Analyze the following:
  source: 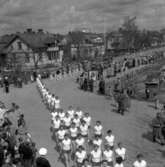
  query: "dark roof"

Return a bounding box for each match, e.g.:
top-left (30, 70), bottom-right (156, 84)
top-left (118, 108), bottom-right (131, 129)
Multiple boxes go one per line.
top-left (18, 32), bottom-right (55, 49)
top-left (0, 34), bottom-right (16, 51)
top-left (68, 32), bottom-right (104, 45)
top-left (0, 30), bottom-right (62, 52)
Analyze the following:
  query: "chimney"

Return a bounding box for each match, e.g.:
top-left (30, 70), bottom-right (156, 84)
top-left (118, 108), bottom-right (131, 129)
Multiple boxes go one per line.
top-left (27, 28), bottom-right (32, 33)
top-left (38, 29), bottom-right (44, 33)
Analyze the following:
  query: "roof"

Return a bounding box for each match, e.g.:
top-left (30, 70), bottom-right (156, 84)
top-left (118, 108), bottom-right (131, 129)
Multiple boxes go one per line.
top-left (18, 32), bottom-right (55, 49)
top-left (0, 34), bottom-right (16, 52)
top-left (68, 31), bottom-right (104, 45)
top-left (0, 30), bottom-right (62, 52)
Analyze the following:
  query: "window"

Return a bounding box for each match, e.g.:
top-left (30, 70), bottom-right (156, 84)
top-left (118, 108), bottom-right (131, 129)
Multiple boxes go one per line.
top-left (39, 53), bottom-right (43, 62)
top-left (17, 42), bottom-right (22, 50)
top-left (47, 52), bottom-right (57, 61)
top-left (25, 53), bottom-right (30, 63)
top-left (48, 52), bottom-right (52, 60)
top-left (10, 45), bottom-right (13, 50)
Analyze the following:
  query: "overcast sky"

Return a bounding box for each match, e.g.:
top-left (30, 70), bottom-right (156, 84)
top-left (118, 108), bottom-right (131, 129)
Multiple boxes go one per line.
top-left (0, 0), bottom-right (165, 34)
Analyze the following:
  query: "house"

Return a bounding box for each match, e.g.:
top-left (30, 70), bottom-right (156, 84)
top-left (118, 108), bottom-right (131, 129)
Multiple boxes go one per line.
top-left (0, 29), bottom-right (63, 71)
top-left (67, 31), bottom-right (105, 61)
top-left (106, 31), bottom-right (123, 51)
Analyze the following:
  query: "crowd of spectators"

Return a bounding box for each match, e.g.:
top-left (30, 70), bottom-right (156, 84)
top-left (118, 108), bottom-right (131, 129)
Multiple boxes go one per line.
top-left (0, 102), bottom-right (51, 167)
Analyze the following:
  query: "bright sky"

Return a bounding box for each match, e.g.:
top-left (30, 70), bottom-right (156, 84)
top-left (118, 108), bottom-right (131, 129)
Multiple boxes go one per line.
top-left (0, 0), bottom-right (165, 34)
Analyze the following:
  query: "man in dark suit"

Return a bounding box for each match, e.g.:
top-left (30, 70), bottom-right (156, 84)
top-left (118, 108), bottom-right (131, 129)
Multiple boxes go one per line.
top-left (152, 113), bottom-right (165, 145)
top-left (4, 77), bottom-right (9, 93)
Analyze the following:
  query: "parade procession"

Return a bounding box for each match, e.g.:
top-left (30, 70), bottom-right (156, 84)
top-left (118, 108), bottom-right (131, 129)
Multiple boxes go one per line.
top-left (1, 0), bottom-right (165, 167)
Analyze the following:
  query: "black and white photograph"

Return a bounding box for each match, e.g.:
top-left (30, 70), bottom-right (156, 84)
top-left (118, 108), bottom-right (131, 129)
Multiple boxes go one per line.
top-left (0, 0), bottom-right (165, 167)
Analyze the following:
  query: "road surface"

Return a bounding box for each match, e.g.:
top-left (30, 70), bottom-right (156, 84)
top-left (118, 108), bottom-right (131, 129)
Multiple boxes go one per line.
top-left (0, 76), bottom-right (165, 167)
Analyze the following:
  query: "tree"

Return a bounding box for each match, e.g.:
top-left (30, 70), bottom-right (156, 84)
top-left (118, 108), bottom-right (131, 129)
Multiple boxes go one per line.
top-left (119, 16), bottom-right (139, 50)
top-left (68, 31), bottom-right (85, 61)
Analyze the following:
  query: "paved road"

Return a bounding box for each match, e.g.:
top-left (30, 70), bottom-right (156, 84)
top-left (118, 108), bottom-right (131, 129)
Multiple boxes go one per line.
top-left (0, 76), bottom-right (165, 167)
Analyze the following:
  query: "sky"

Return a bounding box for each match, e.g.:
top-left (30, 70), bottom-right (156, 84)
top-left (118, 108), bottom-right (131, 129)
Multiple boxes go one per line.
top-left (0, 0), bottom-right (165, 35)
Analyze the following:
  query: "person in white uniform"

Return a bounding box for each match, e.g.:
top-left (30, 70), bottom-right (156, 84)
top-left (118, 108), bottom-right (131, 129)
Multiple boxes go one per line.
top-left (83, 113), bottom-right (91, 128)
top-left (57, 126), bottom-right (67, 146)
top-left (47, 93), bottom-right (52, 110)
top-left (94, 121), bottom-right (103, 138)
top-left (67, 106), bottom-right (75, 119)
top-left (75, 134), bottom-right (85, 149)
top-left (93, 135), bottom-right (103, 149)
top-left (133, 154), bottom-right (147, 167)
top-left (51, 94), bottom-right (56, 111)
top-left (115, 143), bottom-right (126, 161)
top-left (90, 145), bottom-right (102, 167)
top-left (70, 122), bottom-right (78, 141)
top-left (59, 109), bottom-right (65, 121)
top-left (75, 146), bottom-right (87, 167)
top-left (63, 112), bottom-right (72, 129)
top-left (52, 115), bottom-right (61, 141)
top-left (80, 120), bottom-right (89, 138)
top-left (102, 145), bottom-right (114, 167)
top-left (76, 107), bottom-right (83, 119)
top-left (55, 96), bottom-right (60, 110)
top-left (72, 114), bottom-right (80, 127)
top-left (105, 130), bottom-right (115, 149)
top-left (61, 134), bottom-right (72, 167)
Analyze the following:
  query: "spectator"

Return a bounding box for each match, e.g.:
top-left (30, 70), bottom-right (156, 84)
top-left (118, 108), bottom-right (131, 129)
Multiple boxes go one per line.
top-left (36, 157), bottom-right (51, 167)
top-left (18, 142), bottom-right (34, 167)
top-left (114, 156), bottom-right (124, 167)
top-left (3, 77), bottom-right (9, 93)
top-left (133, 154), bottom-right (147, 167)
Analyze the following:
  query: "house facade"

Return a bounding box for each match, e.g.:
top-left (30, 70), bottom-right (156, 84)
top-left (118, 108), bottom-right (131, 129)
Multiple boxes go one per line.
top-left (68, 31), bottom-right (105, 61)
top-left (0, 29), bottom-right (63, 71)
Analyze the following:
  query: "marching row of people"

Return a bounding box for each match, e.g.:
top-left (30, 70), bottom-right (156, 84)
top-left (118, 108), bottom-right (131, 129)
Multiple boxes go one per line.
top-left (37, 77), bottom-right (147, 167)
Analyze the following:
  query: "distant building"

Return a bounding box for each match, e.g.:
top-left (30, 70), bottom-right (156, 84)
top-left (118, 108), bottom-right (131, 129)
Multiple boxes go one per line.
top-left (106, 31), bottom-right (123, 51)
top-left (67, 31), bottom-right (105, 61)
top-left (0, 29), bottom-right (63, 71)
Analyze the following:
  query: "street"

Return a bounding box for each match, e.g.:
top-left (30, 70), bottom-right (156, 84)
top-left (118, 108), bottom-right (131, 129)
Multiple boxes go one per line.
top-left (0, 76), bottom-right (165, 167)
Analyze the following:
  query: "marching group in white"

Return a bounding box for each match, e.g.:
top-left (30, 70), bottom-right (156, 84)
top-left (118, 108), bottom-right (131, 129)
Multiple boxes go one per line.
top-left (36, 77), bottom-right (147, 167)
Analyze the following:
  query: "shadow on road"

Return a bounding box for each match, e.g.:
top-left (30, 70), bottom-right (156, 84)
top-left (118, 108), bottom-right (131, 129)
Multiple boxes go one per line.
top-left (142, 131), bottom-right (153, 143)
top-left (148, 104), bottom-right (156, 110)
top-left (157, 148), bottom-right (165, 158)
top-left (111, 103), bottom-right (117, 108)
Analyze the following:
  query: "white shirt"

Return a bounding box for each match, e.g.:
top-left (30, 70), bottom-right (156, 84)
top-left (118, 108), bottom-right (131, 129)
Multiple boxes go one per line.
top-left (59, 112), bottom-right (65, 120)
top-left (76, 111), bottom-right (83, 118)
top-left (55, 99), bottom-right (60, 109)
top-left (48, 95), bottom-right (52, 103)
top-left (53, 119), bottom-right (61, 129)
top-left (83, 116), bottom-right (91, 126)
top-left (57, 130), bottom-right (66, 140)
top-left (80, 124), bottom-right (88, 136)
top-left (103, 150), bottom-right (113, 162)
top-left (76, 150), bottom-right (87, 163)
top-left (62, 138), bottom-right (71, 151)
top-left (75, 138), bottom-right (85, 147)
top-left (51, 112), bottom-right (58, 118)
top-left (63, 117), bottom-right (71, 127)
top-left (114, 164), bottom-right (124, 167)
top-left (51, 97), bottom-right (56, 106)
top-left (70, 127), bottom-right (78, 137)
top-left (93, 139), bottom-right (102, 148)
top-left (115, 147), bottom-right (126, 160)
top-left (94, 125), bottom-right (103, 135)
top-left (68, 110), bottom-right (75, 118)
top-left (73, 118), bottom-right (80, 127)
top-left (105, 135), bottom-right (115, 146)
top-left (91, 149), bottom-right (102, 163)
top-left (133, 160), bottom-right (147, 167)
